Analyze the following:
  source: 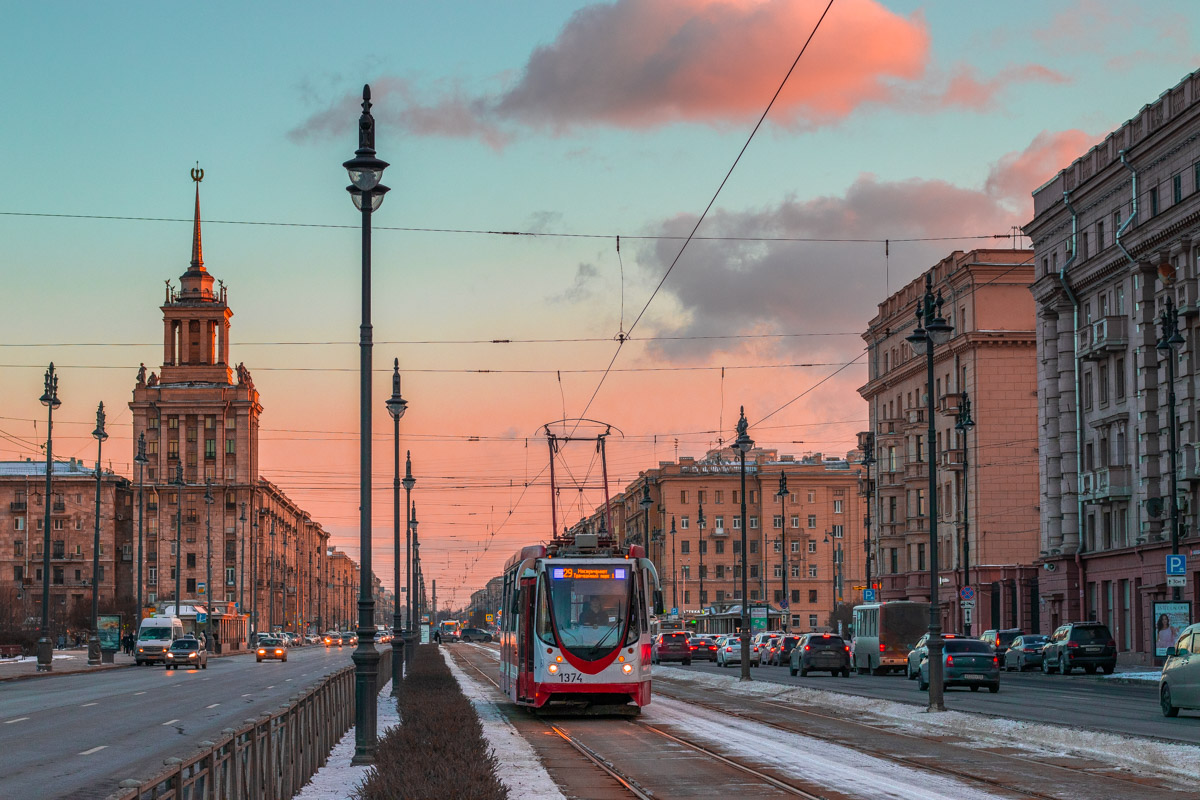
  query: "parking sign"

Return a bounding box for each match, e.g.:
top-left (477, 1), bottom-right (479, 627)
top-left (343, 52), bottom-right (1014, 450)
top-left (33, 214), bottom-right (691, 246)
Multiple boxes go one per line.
top-left (1166, 554), bottom-right (1187, 575)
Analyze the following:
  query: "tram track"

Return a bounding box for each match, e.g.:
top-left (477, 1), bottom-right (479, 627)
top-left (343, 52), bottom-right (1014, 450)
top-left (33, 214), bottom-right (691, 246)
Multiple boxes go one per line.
top-left (455, 645), bottom-right (829, 799)
top-left (652, 673), bottom-right (1187, 800)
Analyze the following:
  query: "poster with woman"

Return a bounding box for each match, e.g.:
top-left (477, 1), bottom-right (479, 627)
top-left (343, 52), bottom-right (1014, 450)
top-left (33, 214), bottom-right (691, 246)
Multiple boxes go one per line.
top-left (1153, 602), bottom-right (1191, 657)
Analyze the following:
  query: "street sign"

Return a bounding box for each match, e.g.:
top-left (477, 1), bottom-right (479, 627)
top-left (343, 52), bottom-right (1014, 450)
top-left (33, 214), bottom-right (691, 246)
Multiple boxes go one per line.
top-left (863, 589), bottom-right (876, 603)
top-left (671, 607), bottom-right (678, 616)
top-left (960, 600), bottom-right (975, 610)
top-left (1167, 554), bottom-right (1187, 575)
top-left (1168, 575), bottom-right (1186, 588)
top-left (964, 607), bottom-right (973, 624)
top-left (485, 613), bottom-right (494, 624)
top-left (197, 582), bottom-right (206, 596)
top-left (960, 586), bottom-right (975, 601)
top-left (852, 585), bottom-right (866, 591)
top-left (197, 612), bottom-right (208, 623)
top-left (781, 599), bottom-right (790, 610)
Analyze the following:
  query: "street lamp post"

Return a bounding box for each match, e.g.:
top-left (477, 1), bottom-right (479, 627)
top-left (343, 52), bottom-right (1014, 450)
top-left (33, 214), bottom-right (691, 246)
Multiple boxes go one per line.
top-left (403, 458), bottom-right (415, 659)
top-left (238, 502), bottom-right (247, 619)
top-left (37, 363), bottom-right (61, 672)
top-left (777, 472), bottom-right (789, 633)
top-left (345, 83), bottom-right (389, 766)
top-left (955, 392), bottom-right (975, 634)
top-left (639, 482), bottom-right (652, 552)
top-left (697, 501), bottom-right (706, 611)
top-left (411, 507), bottom-right (421, 636)
top-left (860, 432), bottom-right (876, 604)
top-left (1158, 296), bottom-right (1186, 602)
top-left (204, 481), bottom-right (213, 644)
top-left (670, 517), bottom-right (678, 612)
top-left (385, 358), bottom-right (408, 694)
top-left (906, 271), bottom-right (954, 712)
top-left (135, 433), bottom-right (148, 622)
top-left (88, 402), bottom-right (108, 666)
top-left (172, 463), bottom-right (183, 621)
top-left (268, 515), bottom-right (276, 632)
top-left (733, 407), bottom-right (754, 681)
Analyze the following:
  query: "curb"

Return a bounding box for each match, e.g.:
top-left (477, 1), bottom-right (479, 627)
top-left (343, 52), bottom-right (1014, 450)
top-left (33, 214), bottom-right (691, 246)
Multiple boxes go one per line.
top-left (0, 646), bottom-right (257, 683)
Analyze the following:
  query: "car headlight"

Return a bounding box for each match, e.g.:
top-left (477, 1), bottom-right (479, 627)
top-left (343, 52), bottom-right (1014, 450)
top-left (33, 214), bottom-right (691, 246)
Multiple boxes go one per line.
top-left (166, 653), bottom-right (174, 658)
top-left (276, 649), bottom-right (283, 654)
top-left (622, 663), bottom-right (634, 674)
top-left (189, 653), bottom-right (196, 658)
top-left (548, 664), bottom-right (558, 674)
top-left (257, 649), bottom-right (265, 654)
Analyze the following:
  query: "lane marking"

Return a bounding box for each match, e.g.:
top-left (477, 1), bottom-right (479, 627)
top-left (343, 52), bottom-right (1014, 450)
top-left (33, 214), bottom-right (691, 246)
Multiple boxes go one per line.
top-left (206, 703), bottom-right (220, 709)
top-left (4, 717), bottom-right (29, 724)
top-left (162, 719), bottom-right (179, 726)
top-left (266, 685), bottom-right (274, 689)
top-left (284, 678), bottom-right (292, 682)
top-left (241, 693), bottom-right (252, 697)
top-left (134, 691), bottom-right (146, 695)
top-left (81, 702), bottom-right (99, 707)
top-left (79, 746), bottom-right (107, 755)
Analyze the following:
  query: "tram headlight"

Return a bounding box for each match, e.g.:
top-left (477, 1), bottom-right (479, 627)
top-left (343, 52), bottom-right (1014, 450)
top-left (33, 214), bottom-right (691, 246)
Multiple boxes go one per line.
top-left (548, 664), bottom-right (559, 674)
top-left (622, 663), bottom-right (633, 674)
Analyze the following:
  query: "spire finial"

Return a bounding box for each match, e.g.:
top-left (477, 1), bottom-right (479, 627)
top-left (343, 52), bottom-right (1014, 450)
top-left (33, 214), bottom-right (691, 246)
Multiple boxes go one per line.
top-left (190, 163), bottom-right (204, 270)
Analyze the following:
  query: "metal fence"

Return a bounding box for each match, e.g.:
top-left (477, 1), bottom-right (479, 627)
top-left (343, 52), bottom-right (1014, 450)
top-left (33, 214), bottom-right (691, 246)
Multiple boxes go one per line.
top-left (107, 647), bottom-right (392, 800)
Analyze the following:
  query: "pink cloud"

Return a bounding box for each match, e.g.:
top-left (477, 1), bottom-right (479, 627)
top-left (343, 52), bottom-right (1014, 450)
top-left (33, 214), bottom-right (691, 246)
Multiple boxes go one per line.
top-left (985, 129), bottom-right (1097, 209)
top-left (932, 63), bottom-right (1070, 110)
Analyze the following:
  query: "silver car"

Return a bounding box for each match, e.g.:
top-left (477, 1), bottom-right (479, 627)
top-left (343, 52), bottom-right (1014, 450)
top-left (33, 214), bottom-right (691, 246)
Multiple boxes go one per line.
top-left (1161, 623), bottom-right (1200, 717)
top-left (716, 635), bottom-right (744, 667)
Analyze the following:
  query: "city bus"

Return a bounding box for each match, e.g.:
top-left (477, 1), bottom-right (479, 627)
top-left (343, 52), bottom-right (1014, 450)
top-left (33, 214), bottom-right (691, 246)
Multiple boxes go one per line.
top-left (852, 601), bottom-right (929, 675)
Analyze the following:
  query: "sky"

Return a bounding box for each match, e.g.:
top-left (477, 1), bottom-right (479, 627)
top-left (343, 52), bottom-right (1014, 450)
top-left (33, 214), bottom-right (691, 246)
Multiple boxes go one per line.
top-left (3, 0), bottom-right (1199, 611)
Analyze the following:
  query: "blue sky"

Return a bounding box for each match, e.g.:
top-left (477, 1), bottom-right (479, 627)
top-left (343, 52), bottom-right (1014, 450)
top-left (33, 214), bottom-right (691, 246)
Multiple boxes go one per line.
top-left (3, 1), bottom-right (1199, 606)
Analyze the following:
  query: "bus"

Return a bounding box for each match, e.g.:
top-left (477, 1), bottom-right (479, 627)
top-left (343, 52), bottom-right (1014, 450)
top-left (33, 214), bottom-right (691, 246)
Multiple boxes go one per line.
top-left (437, 619), bottom-right (463, 643)
top-left (852, 601), bottom-right (929, 675)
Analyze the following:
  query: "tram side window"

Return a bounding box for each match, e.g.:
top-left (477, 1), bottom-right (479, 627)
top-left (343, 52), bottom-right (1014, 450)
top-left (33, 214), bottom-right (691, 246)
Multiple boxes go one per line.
top-left (535, 576), bottom-right (555, 645)
top-left (624, 581), bottom-right (641, 645)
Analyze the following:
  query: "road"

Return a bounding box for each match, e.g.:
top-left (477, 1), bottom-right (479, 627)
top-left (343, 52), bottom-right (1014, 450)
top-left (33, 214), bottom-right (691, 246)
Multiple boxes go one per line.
top-left (0, 643), bottom-right (378, 800)
top-left (678, 660), bottom-right (1200, 744)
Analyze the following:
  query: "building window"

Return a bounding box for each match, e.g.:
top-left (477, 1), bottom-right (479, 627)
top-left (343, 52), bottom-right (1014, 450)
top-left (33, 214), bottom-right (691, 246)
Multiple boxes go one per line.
top-left (168, 416), bottom-right (179, 429)
top-left (808, 540), bottom-right (816, 553)
top-left (807, 515), bottom-right (817, 529)
top-left (773, 515), bottom-right (783, 529)
top-left (714, 540), bottom-right (724, 554)
top-left (1099, 363), bottom-right (1109, 405)
top-left (1080, 231), bottom-right (1089, 260)
top-left (1096, 219), bottom-right (1104, 250)
top-left (832, 525), bottom-right (844, 538)
top-left (750, 565), bottom-right (759, 579)
top-left (1116, 358), bottom-right (1125, 399)
top-left (1174, 173), bottom-right (1183, 204)
top-left (733, 517), bottom-right (741, 530)
top-left (809, 614), bottom-right (819, 628)
top-left (680, 490), bottom-right (689, 504)
top-left (684, 590), bottom-right (691, 604)
top-left (790, 515), bottom-right (799, 529)
top-left (808, 491), bottom-right (815, 503)
top-left (715, 516), bottom-right (725, 532)
top-left (917, 543), bottom-right (926, 571)
top-left (716, 565), bottom-right (725, 579)
top-left (226, 567), bottom-right (235, 585)
top-left (1150, 187), bottom-right (1159, 217)
top-left (680, 516), bottom-right (689, 530)
top-left (791, 565), bottom-right (801, 578)
top-left (809, 565), bottom-right (818, 578)
top-left (749, 516), bottom-right (758, 529)
top-left (681, 565), bottom-right (690, 579)
top-left (149, 415), bottom-right (160, 429)
top-left (749, 540), bottom-right (758, 554)
top-left (833, 500), bottom-right (843, 514)
top-left (791, 540), bottom-right (801, 553)
top-left (14, 518), bottom-right (24, 531)
top-left (714, 490), bottom-right (723, 504)
top-left (680, 540), bottom-right (690, 554)
top-left (187, 578), bottom-right (196, 593)
top-left (697, 491), bottom-right (706, 505)
top-left (168, 441), bottom-right (179, 459)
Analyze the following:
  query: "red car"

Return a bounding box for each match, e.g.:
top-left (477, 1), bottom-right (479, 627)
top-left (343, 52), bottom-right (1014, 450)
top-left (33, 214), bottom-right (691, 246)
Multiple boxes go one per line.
top-left (652, 631), bottom-right (693, 665)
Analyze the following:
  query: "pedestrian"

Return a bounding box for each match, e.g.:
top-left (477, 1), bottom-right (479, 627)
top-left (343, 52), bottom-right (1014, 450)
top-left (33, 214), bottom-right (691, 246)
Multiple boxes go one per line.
top-left (57, 633), bottom-right (65, 650)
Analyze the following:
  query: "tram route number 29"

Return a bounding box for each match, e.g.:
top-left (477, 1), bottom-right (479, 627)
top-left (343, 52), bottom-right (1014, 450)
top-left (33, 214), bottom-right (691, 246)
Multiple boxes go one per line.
top-left (558, 671), bottom-right (583, 683)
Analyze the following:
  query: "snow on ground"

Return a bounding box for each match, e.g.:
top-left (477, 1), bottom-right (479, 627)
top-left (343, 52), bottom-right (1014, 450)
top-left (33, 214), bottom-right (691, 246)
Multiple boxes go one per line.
top-left (1101, 669), bottom-right (1162, 681)
top-left (442, 646), bottom-right (566, 800)
top-left (646, 694), bottom-right (1003, 800)
top-left (292, 679), bottom-right (401, 800)
top-left (1, 654), bottom-right (78, 663)
top-left (653, 666), bottom-right (1199, 786)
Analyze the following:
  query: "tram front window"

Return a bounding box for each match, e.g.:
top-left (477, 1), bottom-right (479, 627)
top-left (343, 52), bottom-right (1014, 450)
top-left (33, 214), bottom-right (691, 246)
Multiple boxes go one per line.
top-left (539, 565), bottom-right (633, 658)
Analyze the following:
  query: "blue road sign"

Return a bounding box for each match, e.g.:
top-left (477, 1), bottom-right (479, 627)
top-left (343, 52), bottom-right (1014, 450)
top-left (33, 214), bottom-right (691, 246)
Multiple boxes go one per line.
top-left (670, 607), bottom-right (678, 616)
top-left (1167, 554), bottom-right (1187, 575)
top-left (960, 586), bottom-right (975, 601)
top-left (197, 613), bottom-right (208, 623)
top-left (863, 589), bottom-right (876, 603)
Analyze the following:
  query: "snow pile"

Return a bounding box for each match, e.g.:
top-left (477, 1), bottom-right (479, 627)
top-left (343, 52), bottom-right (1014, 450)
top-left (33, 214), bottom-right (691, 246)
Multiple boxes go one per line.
top-left (443, 647), bottom-right (565, 799)
top-left (1100, 669), bottom-right (1161, 681)
top-left (293, 679), bottom-right (402, 800)
top-left (653, 667), bottom-right (1199, 786)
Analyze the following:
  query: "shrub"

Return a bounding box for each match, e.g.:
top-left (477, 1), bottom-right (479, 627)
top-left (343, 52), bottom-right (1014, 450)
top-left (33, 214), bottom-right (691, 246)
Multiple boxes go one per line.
top-left (356, 644), bottom-right (507, 800)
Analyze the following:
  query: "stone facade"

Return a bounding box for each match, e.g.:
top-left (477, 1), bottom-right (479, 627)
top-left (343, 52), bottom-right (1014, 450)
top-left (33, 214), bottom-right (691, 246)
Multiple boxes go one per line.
top-left (327, 548), bottom-right (357, 630)
top-left (858, 249), bottom-right (1040, 636)
top-left (572, 447), bottom-right (865, 632)
top-left (0, 459), bottom-right (134, 636)
top-left (1025, 68), bottom-right (1200, 662)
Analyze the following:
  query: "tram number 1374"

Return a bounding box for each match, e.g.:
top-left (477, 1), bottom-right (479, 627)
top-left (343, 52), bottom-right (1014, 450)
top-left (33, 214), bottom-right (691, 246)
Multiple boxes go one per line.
top-left (557, 671), bottom-right (583, 683)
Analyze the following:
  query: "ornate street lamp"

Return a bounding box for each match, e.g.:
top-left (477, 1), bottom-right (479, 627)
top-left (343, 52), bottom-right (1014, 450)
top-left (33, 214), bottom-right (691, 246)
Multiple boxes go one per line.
top-left (238, 502), bottom-right (247, 619)
top-left (639, 483), bottom-right (652, 551)
top-left (403, 456), bottom-right (416, 659)
top-left (345, 83), bottom-right (389, 766)
top-left (37, 364), bottom-right (61, 672)
top-left (135, 434), bottom-right (148, 621)
top-left (776, 471), bottom-right (789, 633)
top-left (954, 392), bottom-right (975, 633)
top-left (88, 402), bottom-right (108, 666)
top-left (906, 272), bottom-right (953, 712)
top-left (385, 358), bottom-right (408, 693)
top-left (697, 501), bottom-right (706, 611)
top-left (204, 481), bottom-right (214, 644)
top-left (733, 406), bottom-right (754, 681)
top-left (669, 517), bottom-right (678, 612)
top-left (860, 433), bottom-right (876, 606)
top-left (171, 463), bottom-right (184, 621)
top-left (1158, 296), bottom-right (1186, 602)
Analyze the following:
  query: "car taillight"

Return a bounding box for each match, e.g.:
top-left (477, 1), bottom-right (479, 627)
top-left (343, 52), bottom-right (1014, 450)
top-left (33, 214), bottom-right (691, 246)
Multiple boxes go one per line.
top-left (804, 645), bottom-right (811, 651)
top-left (946, 655), bottom-right (954, 666)
top-left (1107, 639), bottom-right (1116, 648)
top-left (1024, 648), bottom-right (1037, 652)
top-left (689, 645), bottom-right (697, 650)
top-left (993, 657), bottom-right (999, 665)
top-left (726, 646), bottom-right (733, 652)
top-left (844, 646), bottom-right (850, 652)
top-left (1067, 641), bottom-right (1079, 649)
top-left (879, 643), bottom-right (885, 653)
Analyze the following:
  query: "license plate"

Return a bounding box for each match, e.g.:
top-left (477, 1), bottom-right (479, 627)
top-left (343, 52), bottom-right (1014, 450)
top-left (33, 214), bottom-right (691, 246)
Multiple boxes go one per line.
top-left (963, 673), bottom-right (986, 680)
top-left (1086, 646), bottom-right (1100, 653)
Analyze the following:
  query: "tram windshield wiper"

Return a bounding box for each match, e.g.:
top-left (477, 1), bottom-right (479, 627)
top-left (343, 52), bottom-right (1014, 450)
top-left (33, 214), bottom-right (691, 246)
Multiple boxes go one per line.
top-left (587, 619), bottom-right (623, 658)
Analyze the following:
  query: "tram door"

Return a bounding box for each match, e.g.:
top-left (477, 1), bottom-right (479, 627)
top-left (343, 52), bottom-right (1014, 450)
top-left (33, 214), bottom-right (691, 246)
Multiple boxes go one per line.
top-left (516, 576), bottom-right (536, 702)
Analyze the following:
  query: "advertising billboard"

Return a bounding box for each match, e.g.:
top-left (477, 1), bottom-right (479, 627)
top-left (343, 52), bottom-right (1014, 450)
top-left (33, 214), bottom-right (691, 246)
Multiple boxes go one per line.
top-left (1153, 601), bottom-right (1192, 658)
top-left (97, 614), bottom-right (122, 652)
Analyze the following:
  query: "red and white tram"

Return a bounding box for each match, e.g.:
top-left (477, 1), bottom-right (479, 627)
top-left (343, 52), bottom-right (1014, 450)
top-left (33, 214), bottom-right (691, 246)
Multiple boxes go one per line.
top-left (499, 532), bottom-right (661, 714)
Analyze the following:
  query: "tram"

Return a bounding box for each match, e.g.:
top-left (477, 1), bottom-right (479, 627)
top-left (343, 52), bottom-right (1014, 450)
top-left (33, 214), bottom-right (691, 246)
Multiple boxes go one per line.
top-left (499, 531), bottom-right (662, 714)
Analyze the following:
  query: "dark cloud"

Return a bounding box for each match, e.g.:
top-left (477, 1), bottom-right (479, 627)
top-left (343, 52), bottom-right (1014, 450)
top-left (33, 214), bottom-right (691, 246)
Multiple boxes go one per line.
top-left (549, 262), bottom-right (602, 304)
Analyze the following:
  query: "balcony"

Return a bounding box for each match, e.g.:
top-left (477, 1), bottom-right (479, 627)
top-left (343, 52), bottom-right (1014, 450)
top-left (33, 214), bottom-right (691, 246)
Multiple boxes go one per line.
top-left (905, 516), bottom-right (927, 535)
top-left (1178, 277), bottom-right (1199, 318)
top-left (1092, 466), bottom-right (1132, 500)
top-left (10, 501), bottom-right (26, 512)
top-left (904, 460), bottom-right (929, 482)
top-left (939, 448), bottom-right (965, 470)
top-left (937, 393), bottom-right (962, 415)
top-left (1077, 316), bottom-right (1128, 361)
top-left (879, 469), bottom-right (903, 488)
top-left (1181, 445), bottom-right (1200, 482)
top-left (52, 502), bottom-right (65, 512)
top-left (905, 408), bottom-right (927, 426)
top-left (146, 503), bottom-right (158, 512)
top-left (710, 527), bottom-right (728, 537)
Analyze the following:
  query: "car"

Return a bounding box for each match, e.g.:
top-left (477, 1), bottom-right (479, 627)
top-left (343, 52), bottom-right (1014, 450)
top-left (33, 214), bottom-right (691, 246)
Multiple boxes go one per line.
top-left (790, 632), bottom-right (851, 677)
top-left (716, 635), bottom-right (745, 667)
top-left (256, 637), bottom-right (288, 662)
top-left (759, 636), bottom-right (782, 666)
top-left (980, 628), bottom-right (1024, 653)
top-left (1041, 622), bottom-right (1117, 675)
top-left (374, 631), bottom-right (389, 643)
top-left (461, 627), bottom-right (493, 642)
top-left (652, 631), bottom-right (692, 665)
top-left (341, 631), bottom-right (359, 646)
top-left (305, 634), bottom-right (319, 644)
top-left (918, 638), bottom-right (999, 692)
top-left (907, 633), bottom-right (965, 679)
top-left (165, 637), bottom-right (207, 670)
top-left (1160, 623), bottom-right (1200, 717)
top-left (749, 631), bottom-right (780, 666)
top-left (323, 631), bottom-right (343, 647)
top-left (1003, 634), bottom-right (1050, 671)
top-left (688, 635), bottom-right (719, 662)
top-left (770, 634), bottom-right (802, 666)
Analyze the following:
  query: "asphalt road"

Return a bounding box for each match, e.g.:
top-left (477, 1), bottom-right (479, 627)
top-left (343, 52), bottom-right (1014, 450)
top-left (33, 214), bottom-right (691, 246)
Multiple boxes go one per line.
top-left (676, 659), bottom-right (1200, 744)
top-left (0, 643), bottom-right (383, 800)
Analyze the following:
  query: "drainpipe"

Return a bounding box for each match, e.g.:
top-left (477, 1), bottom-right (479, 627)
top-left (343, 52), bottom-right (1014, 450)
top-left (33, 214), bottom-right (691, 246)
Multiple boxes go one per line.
top-left (1116, 150), bottom-right (1139, 267)
top-left (1059, 190), bottom-right (1087, 620)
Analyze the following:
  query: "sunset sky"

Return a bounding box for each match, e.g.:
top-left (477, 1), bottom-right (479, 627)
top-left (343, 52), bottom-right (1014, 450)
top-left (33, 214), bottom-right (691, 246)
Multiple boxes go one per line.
top-left (3, 1), bottom-right (1199, 610)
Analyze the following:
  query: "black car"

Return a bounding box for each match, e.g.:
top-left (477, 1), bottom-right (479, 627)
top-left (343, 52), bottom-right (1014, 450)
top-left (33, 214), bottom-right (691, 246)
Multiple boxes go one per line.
top-left (790, 632), bottom-right (851, 677)
top-left (1041, 622), bottom-right (1117, 675)
top-left (770, 634), bottom-right (802, 666)
top-left (461, 627), bottom-right (493, 642)
top-left (1003, 634), bottom-right (1049, 671)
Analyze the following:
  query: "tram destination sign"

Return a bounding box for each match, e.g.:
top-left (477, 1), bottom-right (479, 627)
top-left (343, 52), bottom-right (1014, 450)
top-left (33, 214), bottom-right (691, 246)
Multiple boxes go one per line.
top-left (551, 566), bottom-right (627, 580)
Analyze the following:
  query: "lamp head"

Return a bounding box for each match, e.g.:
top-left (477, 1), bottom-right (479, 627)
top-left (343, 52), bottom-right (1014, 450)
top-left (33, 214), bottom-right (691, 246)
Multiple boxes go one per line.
top-left (135, 432), bottom-right (148, 464)
top-left (342, 85), bottom-right (389, 191)
top-left (92, 401), bottom-right (109, 443)
top-left (40, 363), bottom-right (61, 409)
top-left (386, 359), bottom-right (408, 420)
top-left (402, 450), bottom-right (416, 491)
top-left (776, 471), bottom-right (788, 498)
top-left (906, 314), bottom-right (929, 356)
top-left (733, 406), bottom-right (754, 453)
top-left (640, 483), bottom-right (653, 511)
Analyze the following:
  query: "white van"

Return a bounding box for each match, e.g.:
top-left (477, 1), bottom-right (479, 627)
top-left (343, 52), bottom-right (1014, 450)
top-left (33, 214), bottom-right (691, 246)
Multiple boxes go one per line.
top-left (135, 616), bottom-right (184, 665)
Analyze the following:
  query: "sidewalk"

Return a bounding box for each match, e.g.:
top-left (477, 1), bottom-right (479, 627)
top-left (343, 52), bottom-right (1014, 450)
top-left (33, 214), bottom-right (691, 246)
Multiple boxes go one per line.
top-left (0, 644), bottom-right (254, 682)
